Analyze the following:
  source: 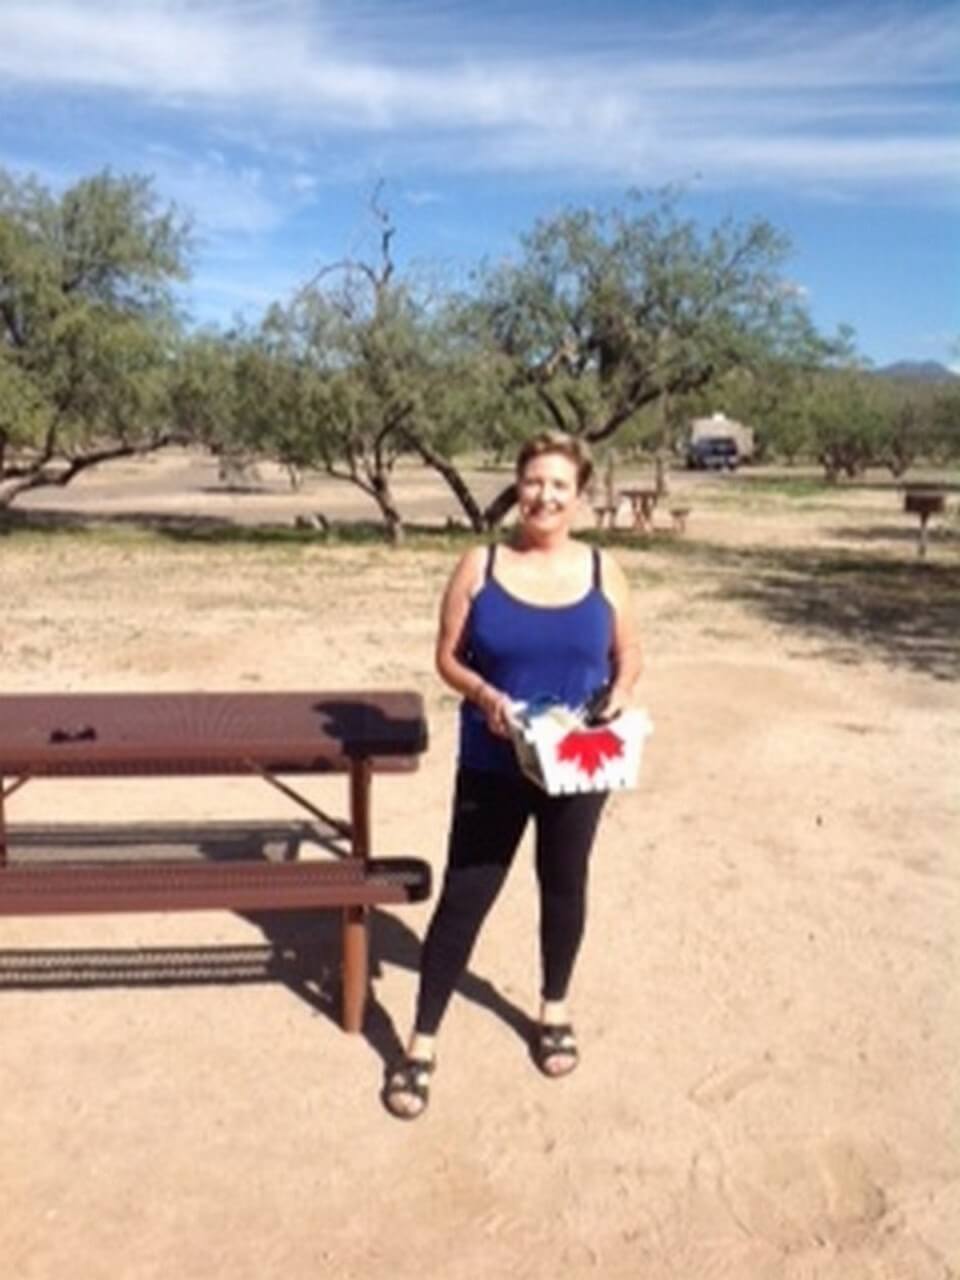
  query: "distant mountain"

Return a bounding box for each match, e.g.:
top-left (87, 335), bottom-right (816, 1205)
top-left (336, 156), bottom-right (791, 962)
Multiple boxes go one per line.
top-left (874, 360), bottom-right (959, 383)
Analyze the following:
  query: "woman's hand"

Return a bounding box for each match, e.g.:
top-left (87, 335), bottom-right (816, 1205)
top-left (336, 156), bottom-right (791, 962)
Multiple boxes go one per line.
top-left (476, 682), bottom-right (512, 738)
top-left (588, 683), bottom-right (630, 724)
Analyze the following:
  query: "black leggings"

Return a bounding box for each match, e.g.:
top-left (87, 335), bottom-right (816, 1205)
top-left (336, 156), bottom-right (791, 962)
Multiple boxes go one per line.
top-left (414, 767), bottom-right (608, 1036)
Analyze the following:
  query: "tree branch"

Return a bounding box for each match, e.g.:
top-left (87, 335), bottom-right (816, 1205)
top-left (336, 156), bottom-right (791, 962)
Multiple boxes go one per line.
top-left (0, 434), bottom-right (181, 509)
top-left (535, 384), bottom-right (571, 433)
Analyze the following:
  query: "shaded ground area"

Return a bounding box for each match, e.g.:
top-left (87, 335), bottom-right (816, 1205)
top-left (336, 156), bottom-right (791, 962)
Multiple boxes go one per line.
top-left (651, 539), bottom-right (960, 681)
top-left (731, 552), bottom-right (960, 681)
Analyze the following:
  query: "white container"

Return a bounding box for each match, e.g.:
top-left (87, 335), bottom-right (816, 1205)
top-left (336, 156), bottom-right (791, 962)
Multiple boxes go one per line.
top-left (506, 703), bottom-right (653, 795)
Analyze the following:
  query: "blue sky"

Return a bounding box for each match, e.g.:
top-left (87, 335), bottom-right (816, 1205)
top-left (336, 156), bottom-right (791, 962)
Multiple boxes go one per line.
top-left (1, 0), bottom-right (957, 366)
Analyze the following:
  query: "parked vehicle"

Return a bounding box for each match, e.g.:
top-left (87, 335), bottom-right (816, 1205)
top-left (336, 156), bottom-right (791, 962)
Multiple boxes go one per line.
top-left (689, 411), bottom-right (755, 461)
top-left (685, 435), bottom-right (739, 471)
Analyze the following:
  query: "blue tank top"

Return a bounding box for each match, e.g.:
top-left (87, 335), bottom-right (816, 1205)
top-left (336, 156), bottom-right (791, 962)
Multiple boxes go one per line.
top-left (458, 544), bottom-right (614, 775)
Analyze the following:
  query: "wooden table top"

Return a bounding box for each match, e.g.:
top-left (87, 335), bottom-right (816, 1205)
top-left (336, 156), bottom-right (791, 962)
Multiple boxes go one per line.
top-left (0, 691), bottom-right (428, 777)
top-left (618, 487), bottom-right (659, 500)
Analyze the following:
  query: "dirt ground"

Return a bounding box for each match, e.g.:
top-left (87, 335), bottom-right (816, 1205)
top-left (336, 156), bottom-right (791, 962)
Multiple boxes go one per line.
top-left (2, 451), bottom-right (958, 1280)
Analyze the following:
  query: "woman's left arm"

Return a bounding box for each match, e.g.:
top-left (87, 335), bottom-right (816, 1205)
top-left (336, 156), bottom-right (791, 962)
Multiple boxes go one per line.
top-left (600, 551), bottom-right (643, 720)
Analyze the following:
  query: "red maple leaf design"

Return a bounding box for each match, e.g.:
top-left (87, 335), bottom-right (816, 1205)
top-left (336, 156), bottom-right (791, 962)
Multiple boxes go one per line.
top-left (556, 728), bottom-right (624, 777)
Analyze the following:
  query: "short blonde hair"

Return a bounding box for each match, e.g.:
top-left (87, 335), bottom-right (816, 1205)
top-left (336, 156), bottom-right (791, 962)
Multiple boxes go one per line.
top-left (515, 430), bottom-right (594, 493)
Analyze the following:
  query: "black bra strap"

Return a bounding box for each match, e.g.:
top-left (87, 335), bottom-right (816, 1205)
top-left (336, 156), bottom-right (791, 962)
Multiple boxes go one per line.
top-left (485, 543), bottom-right (498, 581)
top-left (592, 546), bottom-right (602, 590)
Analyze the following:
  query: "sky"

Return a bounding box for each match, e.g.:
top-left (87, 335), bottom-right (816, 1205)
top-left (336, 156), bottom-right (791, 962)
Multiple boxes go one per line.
top-left (0, 0), bottom-right (957, 367)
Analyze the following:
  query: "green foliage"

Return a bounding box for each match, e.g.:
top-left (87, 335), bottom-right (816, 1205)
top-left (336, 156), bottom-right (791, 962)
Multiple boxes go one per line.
top-left (0, 342), bottom-right (51, 447)
top-left (465, 191), bottom-right (834, 449)
top-left (802, 370), bottom-right (879, 480)
top-left (870, 381), bottom-right (941, 477)
top-left (0, 167), bottom-right (191, 506)
top-left (167, 330), bottom-right (237, 445)
top-left (18, 171), bottom-right (947, 529)
top-left (739, 363), bottom-right (960, 478)
top-left (203, 189), bottom-right (855, 530)
top-left (208, 210), bottom-right (436, 540)
top-left (930, 385), bottom-right (960, 461)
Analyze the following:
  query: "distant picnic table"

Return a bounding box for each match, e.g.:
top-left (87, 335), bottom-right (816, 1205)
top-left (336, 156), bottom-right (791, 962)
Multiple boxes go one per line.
top-left (618, 486), bottom-right (660, 532)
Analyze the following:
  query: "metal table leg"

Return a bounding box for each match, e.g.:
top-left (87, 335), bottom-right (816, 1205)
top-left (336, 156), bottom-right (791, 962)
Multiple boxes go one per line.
top-left (343, 759), bottom-right (373, 1032)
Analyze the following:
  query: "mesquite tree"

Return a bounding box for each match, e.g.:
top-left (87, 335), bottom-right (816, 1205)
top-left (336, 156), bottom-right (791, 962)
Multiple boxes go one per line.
top-left (0, 168), bottom-right (191, 508)
top-left (247, 214), bottom-right (425, 544)
top-left (458, 191), bottom-right (837, 522)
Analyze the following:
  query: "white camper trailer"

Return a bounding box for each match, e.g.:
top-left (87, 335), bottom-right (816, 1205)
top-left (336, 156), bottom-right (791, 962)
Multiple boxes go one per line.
top-left (688, 412), bottom-right (755, 462)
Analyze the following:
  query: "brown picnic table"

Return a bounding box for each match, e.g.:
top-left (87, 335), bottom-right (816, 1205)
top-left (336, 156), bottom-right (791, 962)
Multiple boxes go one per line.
top-left (618, 486), bottom-right (660, 532)
top-left (0, 690), bottom-right (431, 1032)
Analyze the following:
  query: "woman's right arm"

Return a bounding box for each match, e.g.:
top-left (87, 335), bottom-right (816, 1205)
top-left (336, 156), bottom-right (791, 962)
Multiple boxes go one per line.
top-left (435, 546), bottom-right (512, 737)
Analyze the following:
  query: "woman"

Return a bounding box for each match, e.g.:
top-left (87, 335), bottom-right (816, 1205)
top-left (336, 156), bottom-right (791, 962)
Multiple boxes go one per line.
top-left (383, 430), bottom-right (642, 1119)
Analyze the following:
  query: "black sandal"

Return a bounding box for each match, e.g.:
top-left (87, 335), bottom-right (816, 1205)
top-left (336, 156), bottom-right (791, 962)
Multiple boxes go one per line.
top-left (533, 1023), bottom-right (579, 1077)
top-left (382, 1056), bottom-right (435, 1120)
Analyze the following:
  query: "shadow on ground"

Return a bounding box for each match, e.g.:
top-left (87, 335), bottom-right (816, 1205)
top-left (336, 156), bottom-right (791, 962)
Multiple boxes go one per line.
top-left (0, 912), bottom-right (532, 1072)
top-left (6, 507), bottom-right (957, 678)
top-left (691, 542), bottom-right (960, 681)
top-left (0, 821), bottom-right (532, 1072)
top-left (0, 506), bottom-right (475, 548)
top-left (828, 523), bottom-right (960, 547)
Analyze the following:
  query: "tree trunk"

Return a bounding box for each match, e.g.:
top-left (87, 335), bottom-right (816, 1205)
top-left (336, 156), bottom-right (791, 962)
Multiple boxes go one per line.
top-left (401, 430), bottom-right (487, 531)
top-left (370, 475), bottom-right (405, 545)
top-left (384, 509), bottom-right (404, 545)
top-left (483, 480), bottom-right (519, 529)
top-left (655, 388), bottom-right (670, 498)
top-left (603, 451), bottom-right (617, 507)
top-left (654, 452), bottom-right (668, 498)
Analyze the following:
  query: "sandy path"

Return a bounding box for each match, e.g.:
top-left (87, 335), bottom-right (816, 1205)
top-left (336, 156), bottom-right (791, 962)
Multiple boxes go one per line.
top-left (1, 456), bottom-right (958, 1279)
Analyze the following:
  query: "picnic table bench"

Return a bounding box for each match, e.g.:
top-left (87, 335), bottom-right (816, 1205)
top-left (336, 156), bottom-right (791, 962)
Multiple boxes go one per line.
top-left (0, 691), bottom-right (431, 1032)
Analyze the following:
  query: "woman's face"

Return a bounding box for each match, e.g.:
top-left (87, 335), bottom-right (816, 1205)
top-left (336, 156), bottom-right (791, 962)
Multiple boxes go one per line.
top-left (516, 451), bottom-right (581, 536)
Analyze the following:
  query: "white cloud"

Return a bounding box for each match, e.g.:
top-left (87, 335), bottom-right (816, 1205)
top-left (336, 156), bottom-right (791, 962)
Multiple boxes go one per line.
top-left (143, 152), bottom-right (285, 235)
top-left (693, 134), bottom-right (960, 185)
top-left (183, 266), bottom-right (304, 320)
top-left (403, 188), bottom-right (443, 207)
top-left (0, 1), bottom-right (956, 195)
